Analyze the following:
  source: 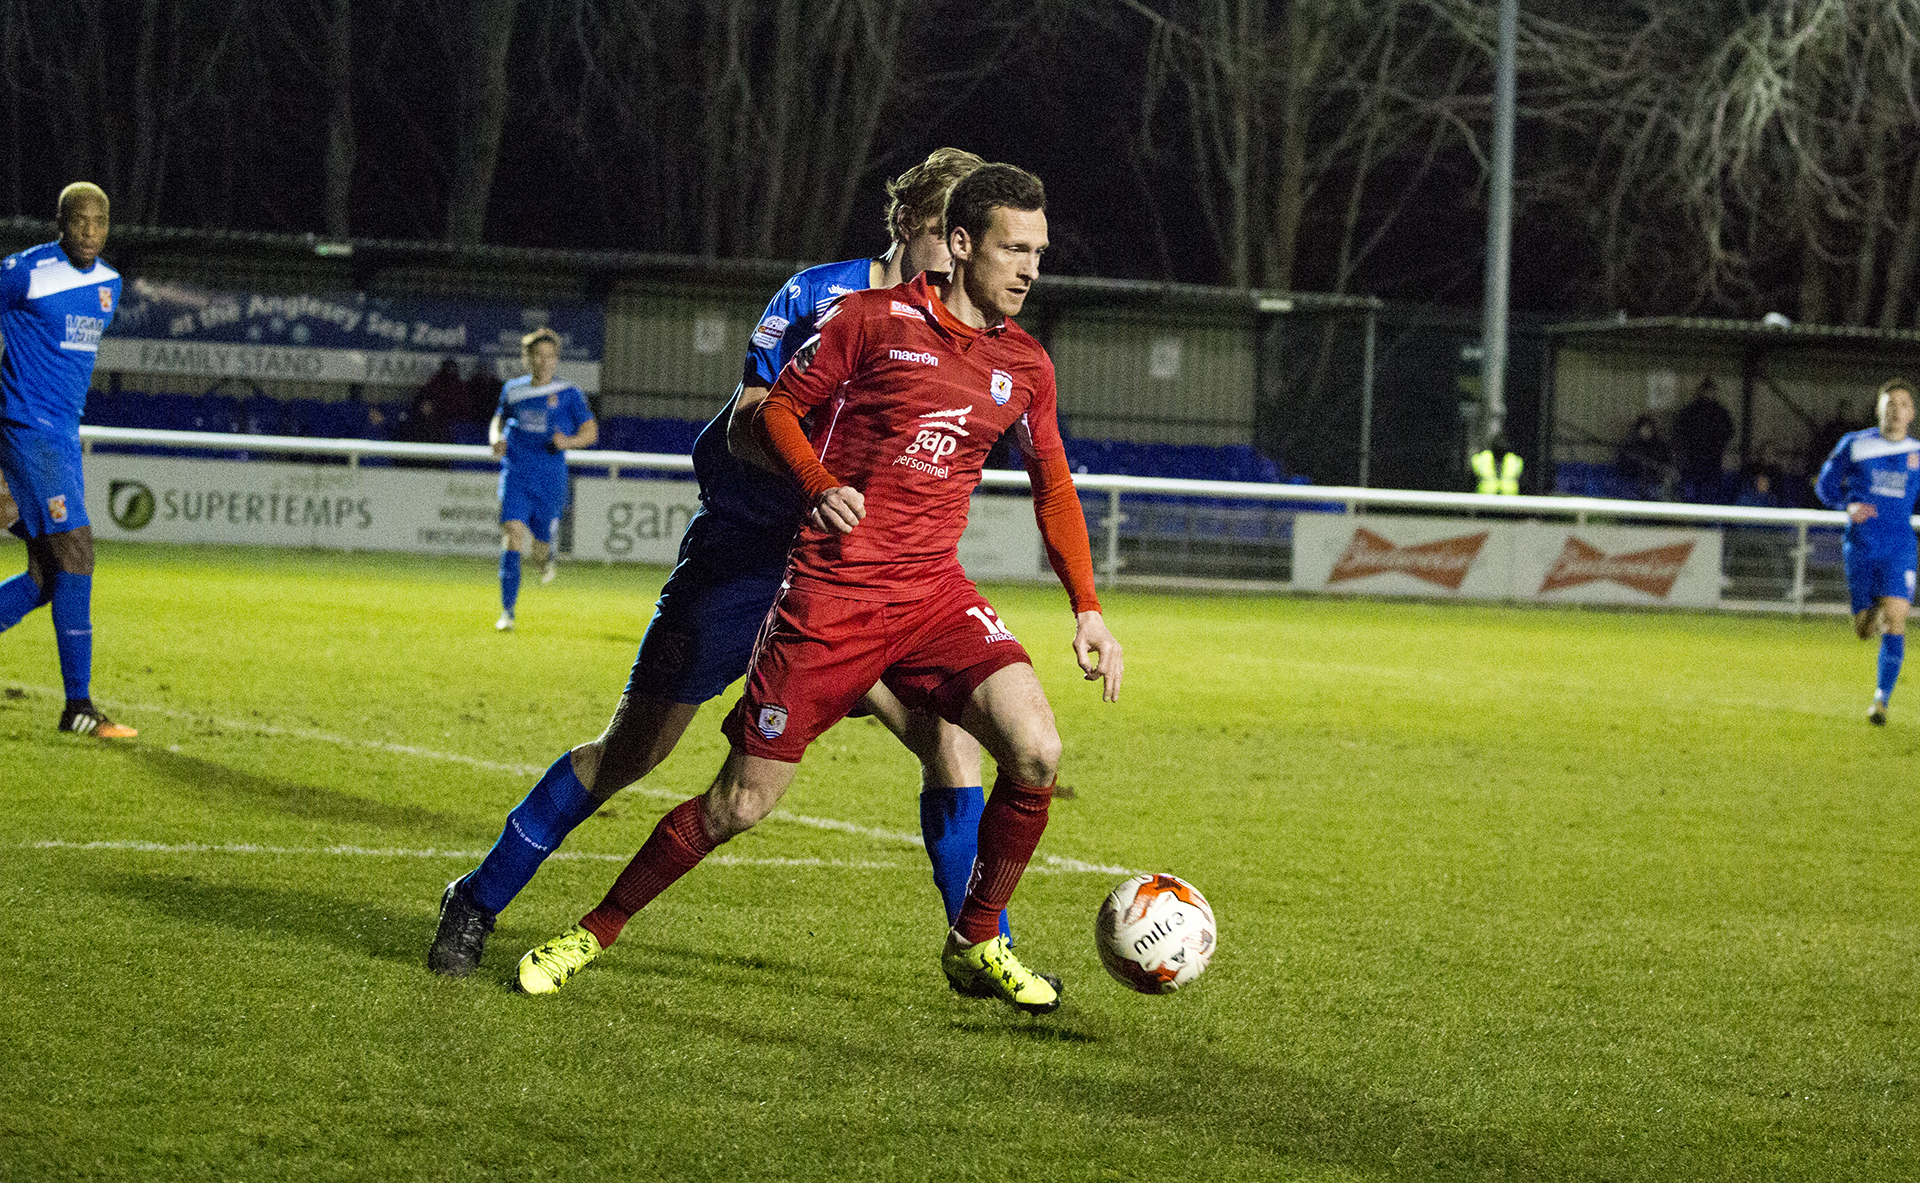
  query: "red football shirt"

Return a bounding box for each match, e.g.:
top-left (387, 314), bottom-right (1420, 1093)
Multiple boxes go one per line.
top-left (759, 273), bottom-right (1097, 609)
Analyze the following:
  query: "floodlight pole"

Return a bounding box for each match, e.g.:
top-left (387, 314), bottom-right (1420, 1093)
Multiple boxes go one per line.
top-left (1479, 0), bottom-right (1518, 447)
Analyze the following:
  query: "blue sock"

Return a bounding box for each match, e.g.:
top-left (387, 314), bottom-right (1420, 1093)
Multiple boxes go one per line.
top-left (50, 571), bottom-right (93, 702)
top-left (0, 571), bottom-right (49, 631)
top-left (499, 549), bottom-right (522, 613)
top-left (465, 754), bottom-right (597, 914)
top-left (1878, 634), bottom-right (1905, 704)
top-left (920, 784), bottom-right (1011, 940)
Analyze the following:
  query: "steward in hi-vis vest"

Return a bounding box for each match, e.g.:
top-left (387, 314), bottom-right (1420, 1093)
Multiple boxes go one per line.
top-left (1472, 436), bottom-right (1523, 495)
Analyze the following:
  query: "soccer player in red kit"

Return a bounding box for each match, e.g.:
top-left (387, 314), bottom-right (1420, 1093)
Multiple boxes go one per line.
top-left (516, 163), bottom-right (1121, 1013)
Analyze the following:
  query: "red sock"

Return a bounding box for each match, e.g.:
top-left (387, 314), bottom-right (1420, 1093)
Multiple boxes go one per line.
top-left (953, 771), bottom-right (1053, 944)
top-left (579, 797), bottom-right (716, 948)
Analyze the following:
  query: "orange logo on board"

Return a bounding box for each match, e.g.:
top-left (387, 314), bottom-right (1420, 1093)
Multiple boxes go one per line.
top-left (1328, 529), bottom-right (1489, 590)
top-left (1538, 537), bottom-right (1695, 598)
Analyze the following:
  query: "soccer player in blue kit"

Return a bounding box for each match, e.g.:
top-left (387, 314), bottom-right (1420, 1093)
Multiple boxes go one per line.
top-left (1816, 378), bottom-right (1920, 725)
top-left (0, 182), bottom-right (136, 739)
top-left (430, 149), bottom-right (1012, 986)
top-left (489, 327), bottom-right (597, 630)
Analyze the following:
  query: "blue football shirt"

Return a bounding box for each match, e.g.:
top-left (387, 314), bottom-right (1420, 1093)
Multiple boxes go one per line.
top-left (497, 376), bottom-right (593, 487)
top-left (0, 240), bottom-right (120, 431)
top-left (690, 256), bottom-right (874, 537)
top-left (1816, 427), bottom-right (1920, 553)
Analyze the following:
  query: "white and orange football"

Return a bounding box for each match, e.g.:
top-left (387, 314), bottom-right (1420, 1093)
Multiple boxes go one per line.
top-left (1095, 873), bottom-right (1217, 994)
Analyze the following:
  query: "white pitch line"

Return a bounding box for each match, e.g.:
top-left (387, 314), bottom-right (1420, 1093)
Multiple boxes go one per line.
top-left (21, 838), bottom-right (1123, 875)
top-left (8, 684), bottom-right (1139, 877)
top-left (25, 839), bottom-right (900, 870)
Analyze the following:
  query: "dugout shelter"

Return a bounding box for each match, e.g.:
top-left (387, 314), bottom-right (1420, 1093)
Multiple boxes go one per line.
top-left (1545, 316), bottom-right (1920, 501)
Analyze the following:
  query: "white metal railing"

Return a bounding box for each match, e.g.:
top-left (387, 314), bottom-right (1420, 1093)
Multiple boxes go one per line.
top-left (78, 425), bottom-right (1854, 606)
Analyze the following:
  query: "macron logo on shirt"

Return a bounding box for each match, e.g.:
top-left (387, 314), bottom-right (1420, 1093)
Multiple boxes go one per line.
top-left (889, 348), bottom-right (938, 367)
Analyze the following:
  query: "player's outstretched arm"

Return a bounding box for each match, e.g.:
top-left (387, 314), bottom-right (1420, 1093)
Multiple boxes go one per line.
top-left (1072, 609), bottom-right (1122, 702)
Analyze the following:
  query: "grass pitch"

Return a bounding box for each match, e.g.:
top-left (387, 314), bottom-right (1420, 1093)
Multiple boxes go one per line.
top-left (0, 542), bottom-right (1914, 1181)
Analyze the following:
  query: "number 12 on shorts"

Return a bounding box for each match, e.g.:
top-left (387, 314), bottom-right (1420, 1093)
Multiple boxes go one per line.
top-left (967, 605), bottom-right (1016, 642)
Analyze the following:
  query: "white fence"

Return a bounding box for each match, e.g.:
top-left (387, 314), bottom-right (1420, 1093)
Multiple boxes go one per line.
top-left (72, 425), bottom-right (1857, 611)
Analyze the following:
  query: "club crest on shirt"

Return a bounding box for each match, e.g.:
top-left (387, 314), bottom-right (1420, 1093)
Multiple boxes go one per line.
top-left (547, 392), bottom-right (559, 409)
top-left (98, 286), bottom-right (113, 312)
top-left (756, 705), bottom-right (789, 739)
top-left (1908, 451), bottom-right (1917, 470)
top-left (989, 369), bottom-right (1013, 406)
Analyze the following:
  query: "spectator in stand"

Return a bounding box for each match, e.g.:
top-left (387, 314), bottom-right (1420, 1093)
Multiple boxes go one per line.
top-left (399, 388), bottom-right (450, 445)
top-left (1733, 441), bottom-right (1792, 595)
top-left (342, 390), bottom-right (388, 440)
top-left (466, 361), bottom-right (503, 428)
top-left (420, 357), bottom-right (469, 426)
top-left (1737, 441), bottom-right (1787, 508)
top-left (1672, 378), bottom-right (1735, 502)
top-left (1616, 413), bottom-right (1674, 501)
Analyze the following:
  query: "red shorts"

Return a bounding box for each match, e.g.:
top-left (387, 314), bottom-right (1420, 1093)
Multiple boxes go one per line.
top-left (723, 574), bottom-right (1033, 763)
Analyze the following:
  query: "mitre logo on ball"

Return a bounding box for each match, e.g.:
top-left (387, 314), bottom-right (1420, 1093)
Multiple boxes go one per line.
top-left (1096, 873), bottom-right (1217, 994)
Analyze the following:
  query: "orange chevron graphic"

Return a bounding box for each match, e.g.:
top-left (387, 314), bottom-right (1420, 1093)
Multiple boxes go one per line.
top-left (1538, 537), bottom-right (1695, 598)
top-left (1328, 528), bottom-right (1489, 591)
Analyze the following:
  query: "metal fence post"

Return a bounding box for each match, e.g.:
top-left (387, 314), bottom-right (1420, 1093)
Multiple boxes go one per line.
top-left (1104, 487), bottom-right (1122, 585)
top-left (1791, 521), bottom-right (1809, 614)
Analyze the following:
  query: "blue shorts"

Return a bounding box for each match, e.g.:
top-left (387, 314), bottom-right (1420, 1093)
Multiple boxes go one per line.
top-left (0, 419), bottom-right (88, 538)
top-left (498, 471), bottom-right (567, 544)
top-left (624, 508), bottom-right (794, 705)
top-left (1844, 537), bottom-right (1917, 613)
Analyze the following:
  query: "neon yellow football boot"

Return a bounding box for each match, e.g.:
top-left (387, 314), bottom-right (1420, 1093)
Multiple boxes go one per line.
top-left (940, 930), bottom-right (1062, 1015)
top-left (517, 925), bottom-right (604, 995)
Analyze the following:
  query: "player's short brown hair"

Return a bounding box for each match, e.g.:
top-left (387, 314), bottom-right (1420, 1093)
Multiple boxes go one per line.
top-left (1879, 377), bottom-right (1914, 403)
top-left (944, 164), bottom-right (1046, 246)
top-left (57, 182), bottom-right (109, 224)
top-left (883, 148), bottom-right (985, 242)
top-left (521, 326), bottom-right (562, 357)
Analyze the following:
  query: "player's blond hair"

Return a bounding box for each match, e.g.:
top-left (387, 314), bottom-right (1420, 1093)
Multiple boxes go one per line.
top-left (520, 327), bottom-right (562, 358)
top-left (57, 182), bottom-right (109, 224)
top-left (883, 148), bottom-right (985, 243)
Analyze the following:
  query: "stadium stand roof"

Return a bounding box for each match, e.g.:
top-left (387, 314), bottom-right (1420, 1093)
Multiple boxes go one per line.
top-left (0, 215), bottom-right (1383, 315)
top-left (1546, 314), bottom-right (1920, 355)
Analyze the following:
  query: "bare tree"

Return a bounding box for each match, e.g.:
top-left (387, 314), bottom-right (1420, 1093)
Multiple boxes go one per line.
top-left (525, 0), bottom-right (912, 259)
top-left (1124, 0), bottom-right (1491, 293)
top-left (1539, 0), bottom-right (1920, 325)
top-left (259, 0), bottom-right (357, 237)
top-left (445, 0), bottom-right (518, 243)
top-left (1, 0), bottom-right (256, 226)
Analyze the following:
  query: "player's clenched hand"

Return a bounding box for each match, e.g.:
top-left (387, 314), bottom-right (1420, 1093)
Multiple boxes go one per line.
top-left (490, 439), bottom-right (507, 459)
top-left (1849, 501), bottom-right (1878, 524)
top-left (812, 486), bottom-right (865, 534)
top-left (1072, 609), bottom-right (1123, 702)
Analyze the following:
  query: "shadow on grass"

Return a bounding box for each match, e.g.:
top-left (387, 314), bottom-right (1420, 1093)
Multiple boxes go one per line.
top-left (123, 745), bottom-right (476, 834)
top-left (102, 870), bottom-right (442, 968)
